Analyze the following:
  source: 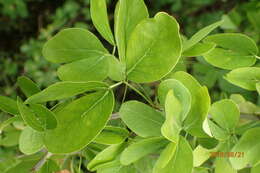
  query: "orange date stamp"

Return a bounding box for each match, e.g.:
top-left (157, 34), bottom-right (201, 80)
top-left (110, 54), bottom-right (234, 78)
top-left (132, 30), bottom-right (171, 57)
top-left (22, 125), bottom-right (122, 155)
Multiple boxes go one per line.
top-left (210, 152), bottom-right (244, 158)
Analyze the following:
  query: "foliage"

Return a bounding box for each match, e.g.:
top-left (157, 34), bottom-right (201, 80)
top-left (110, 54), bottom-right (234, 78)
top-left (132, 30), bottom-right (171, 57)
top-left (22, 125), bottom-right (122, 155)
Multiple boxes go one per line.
top-left (0, 0), bottom-right (260, 173)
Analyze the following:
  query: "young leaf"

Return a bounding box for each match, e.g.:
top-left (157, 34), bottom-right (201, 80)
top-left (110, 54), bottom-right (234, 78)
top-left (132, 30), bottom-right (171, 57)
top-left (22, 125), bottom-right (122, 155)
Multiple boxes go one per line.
top-left (224, 67), bottom-right (260, 91)
top-left (161, 90), bottom-right (182, 143)
top-left (126, 12), bottom-right (182, 83)
top-left (153, 136), bottom-right (193, 173)
top-left (57, 55), bottom-right (109, 82)
top-left (115, 0), bottom-right (148, 62)
top-left (25, 81), bottom-right (108, 104)
top-left (193, 145), bottom-right (212, 167)
top-left (203, 33), bottom-right (258, 70)
top-left (90, 0), bottom-right (115, 45)
top-left (0, 96), bottom-right (19, 115)
top-left (120, 137), bottom-right (168, 165)
top-left (17, 97), bottom-right (45, 132)
top-left (119, 101), bottom-right (164, 137)
top-left (93, 126), bottom-right (129, 145)
top-left (19, 127), bottom-right (44, 155)
top-left (182, 42), bottom-right (216, 57)
top-left (42, 28), bottom-right (108, 63)
top-left (215, 158), bottom-right (237, 173)
top-left (183, 20), bottom-right (223, 51)
top-left (29, 104), bottom-right (57, 130)
top-left (209, 99), bottom-right (240, 134)
top-left (44, 90), bottom-right (114, 154)
top-left (230, 127), bottom-right (260, 170)
top-left (87, 143), bottom-right (125, 171)
top-left (171, 71), bottom-right (211, 137)
top-left (17, 76), bottom-right (41, 97)
top-left (107, 55), bottom-right (125, 81)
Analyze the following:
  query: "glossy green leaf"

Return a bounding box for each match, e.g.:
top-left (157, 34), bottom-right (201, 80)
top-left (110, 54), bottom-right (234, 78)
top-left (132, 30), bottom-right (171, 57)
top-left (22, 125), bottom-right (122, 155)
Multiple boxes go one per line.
top-left (126, 12), bottom-right (182, 83)
top-left (183, 20), bottom-right (223, 51)
top-left (0, 96), bottom-right (19, 115)
top-left (108, 55), bottom-right (125, 81)
top-left (57, 55), bottom-right (109, 82)
top-left (120, 137), bottom-right (168, 165)
top-left (44, 90), bottom-right (114, 153)
top-left (25, 81), bottom-right (108, 104)
top-left (182, 42), bottom-right (215, 57)
top-left (87, 143), bottom-right (125, 171)
top-left (17, 97), bottom-right (45, 131)
top-left (207, 119), bottom-right (230, 141)
top-left (42, 28), bottom-right (108, 63)
top-left (224, 67), bottom-right (260, 91)
top-left (19, 127), bottom-right (44, 155)
top-left (115, 0), bottom-right (148, 62)
top-left (90, 0), bottom-right (115, 45)
top-left (17, 76), bottom-right (41, 97)
top-left (171, 71), bottom-right (211, 137)
top-left (203, 33), bottom-right (258, 70)
top-left (153, 136), bottom-right (193, 173)
top-left (94, 126), bottom-right (129, 145)
top-left (209, 99), bottom-right (240, 133)
top-left (29, 104), bottom-right (57, 130)
top-left (161, 90), bottom-right (182, 142)
top-left (119, 101), bottom-right (164, 137)
top-left (230, 127), bottom-right (260, 170)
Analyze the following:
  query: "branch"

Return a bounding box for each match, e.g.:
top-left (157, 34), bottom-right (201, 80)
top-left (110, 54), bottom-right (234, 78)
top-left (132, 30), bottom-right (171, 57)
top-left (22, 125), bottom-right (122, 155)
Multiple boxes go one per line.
top-left (31, 151), bottom-right (53, 172)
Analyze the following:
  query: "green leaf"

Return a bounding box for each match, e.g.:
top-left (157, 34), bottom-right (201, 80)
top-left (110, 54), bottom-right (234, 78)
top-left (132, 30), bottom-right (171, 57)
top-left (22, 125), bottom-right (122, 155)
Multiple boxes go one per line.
top-left (207, 119), bottom-right (230, 141)
top-left (0, 96), bottom-right (19, 115)
top-left (17, 76), bottom-right (41, 97)
top-left (126, 12), bottom-right (182, 83)
top-left (209, 99), bottom-right (240, 134)
top-left (183, 20), bottom-right (223, 51)
top-left (251, 163), bottom-right (260, 173)
top-left (193, 145), bottom-right (211, 167)
top-left (215, 158), bottom-right (237, 173)
top-left (115, 0), bottom-right (148, 62)
top-left (230, 127), bottom-right (260, 170)
top-left (119, 101), bottom-right (164, 137)
top-left (17, 97), bottom-right (45, 132)
top-left (161, 90), bottom-right (182, 143)
top-left (153, 136), bottom-right (193, 173)
top-left (44, 90), bottom-right (114, 153)
top-left (29, 104), bottom-right (57, 130)
top-left (90, 0), bottom-right (115, 45)
top-left (0, 116), bottom-right (21, 133)
top-left (38, 159), bottom-right (60, 173)
top-left (25, 81), bottom-right (108, 104)
top-left (158, 79), bottom-right (191, 118)
top-left (171, 71), bottom-right (211, 137)
top-left (182, 42), bottom-right (215, 57)
top-left (42, 28), bottom-right (108, 63)
top-left (224, 67), bottom-right (260, 91)
top-left (120, 137), bottom-right (168, 165)
top-left (87, 143), bottom-right (125, 171)
top-left (19, 127), bottom-right (44, 155)
top-left (107, 55), bottom-right (125, 81)
top-left (257, 83), bottom-right (260, 95)
top-left (57, 55), bottom-right (109, 82)
top-left (203, 33), bottom-right (258, 70)
top-left (94, 126), bottom-right (129, 145)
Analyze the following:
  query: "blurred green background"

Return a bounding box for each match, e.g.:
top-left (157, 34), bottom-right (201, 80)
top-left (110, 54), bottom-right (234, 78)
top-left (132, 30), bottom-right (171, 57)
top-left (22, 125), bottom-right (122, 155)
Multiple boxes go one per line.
top-left (0, 0), bottom-right (259, 172)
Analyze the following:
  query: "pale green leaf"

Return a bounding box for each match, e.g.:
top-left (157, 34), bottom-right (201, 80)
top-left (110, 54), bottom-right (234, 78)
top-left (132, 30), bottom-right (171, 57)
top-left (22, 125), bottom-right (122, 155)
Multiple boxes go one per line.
top-left (193, 145), bottom-right (211, 167)
top-left (107, 55), bottom-right (125, 81)
top-left (17, 76), bottom-right (41, 97)
top-left (126, 12), bottom-right (182, 83)
top-left (19, 127), bottom-right (44, 155)
top-left (90, 0), bottom-right (115, 45)
top-left (0, 116), bottom-right (21, 133)
top-left (230, 127), bottom-right (260, 170)
top-left (182, 42), bottom-right (216, 57)
top-left (25, 81), bottom-right (108, 104)
top-left (171, 71), bottom-right (211, 137)
top-left (183, 20), bottom-right (223, 51)
top-left (251, 163), bottom-right (260, 173)
top-left (215, 158), bottom-right (237, 173)
top-left (225, 67), bottom-right (260, 91)
top-left (0, 96), bottom-right (19, 115)
top-left (94, 126), bottom-right (129, 145)
top-left (120, 137), bottom-right (168, 165)
top-left (257, 83), bottom-right (260, 95)
top-left (44, 90), bottom-right (114, 153)
top-left (43, 28), bottom-right (108, 63)
top-left (119, 101), bottom-right (164, 137)
top-left (115, 0), bottom-right (148, 62)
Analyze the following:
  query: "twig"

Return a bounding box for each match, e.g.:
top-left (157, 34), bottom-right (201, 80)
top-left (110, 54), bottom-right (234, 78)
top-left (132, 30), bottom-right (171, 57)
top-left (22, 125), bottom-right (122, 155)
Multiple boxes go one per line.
top-left (31, 152), bottom-right (53, 172)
